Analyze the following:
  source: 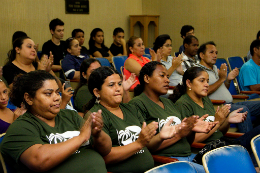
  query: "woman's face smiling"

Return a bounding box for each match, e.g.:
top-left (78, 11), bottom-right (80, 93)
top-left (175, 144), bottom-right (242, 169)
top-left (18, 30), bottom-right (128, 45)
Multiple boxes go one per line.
top-left (97, 74), bottom-right (123, 108)
top-left (187, 71), bottom-right (209, 98)
top-left (28, 79), bottom-right (61, 123)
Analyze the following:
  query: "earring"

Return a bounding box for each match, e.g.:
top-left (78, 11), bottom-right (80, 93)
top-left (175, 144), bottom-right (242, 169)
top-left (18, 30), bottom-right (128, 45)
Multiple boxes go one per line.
top-left (189, 88), bottom-right (191, 91)
top-left (95, 96), bottom-right (100, 104)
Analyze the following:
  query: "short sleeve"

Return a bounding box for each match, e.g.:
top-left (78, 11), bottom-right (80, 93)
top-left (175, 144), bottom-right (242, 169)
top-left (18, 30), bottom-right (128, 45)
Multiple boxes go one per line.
top-left (241, 66), bottom-right (258, 87)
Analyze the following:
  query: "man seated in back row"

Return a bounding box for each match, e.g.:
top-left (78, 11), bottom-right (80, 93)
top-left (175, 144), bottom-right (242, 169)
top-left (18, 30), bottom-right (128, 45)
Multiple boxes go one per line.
top-left (239, 39), bottom-right (260, 91)
top-left (109, 27), bottom-right (127, 56)
top-left (197, 41), bottom-right (260, 133)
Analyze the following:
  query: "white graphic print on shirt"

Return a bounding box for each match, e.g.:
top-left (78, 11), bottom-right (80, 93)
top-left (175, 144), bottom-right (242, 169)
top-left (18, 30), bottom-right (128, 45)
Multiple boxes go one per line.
top-left (158, 116), bottom-right (181, 131)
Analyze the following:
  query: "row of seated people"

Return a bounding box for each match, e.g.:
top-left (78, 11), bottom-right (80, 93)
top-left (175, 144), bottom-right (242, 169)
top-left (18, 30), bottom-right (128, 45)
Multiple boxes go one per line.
top-left (1, 61), bottom-right (260, 172)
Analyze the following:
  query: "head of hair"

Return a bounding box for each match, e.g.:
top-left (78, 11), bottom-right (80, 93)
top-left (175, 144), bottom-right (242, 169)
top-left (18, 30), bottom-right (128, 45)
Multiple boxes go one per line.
top-left (84, 66), bottom-right (119, 111)
top-left (256, 30), bottom-right (260, 40)
top-left (74, 58), bottom-right (101, 96)
top-left (113, 27), bottom-right (124, 36)
top-left (168, 67), bottom-right (205, 103)
top-left (10, 70), bottom-right (56, 110)
top-left (88, 28), bottom-right (107, 50)
top-left (7, 36), bottom-right (31, 64)
top-left (72, 28), bottom-right (84, 38)
top-left (12, 31), bottom-right (27, 45)
top-left (65, 37), bottom-right (76, 54)
top-left (134, 61), bottom-right (163, 96)
top-left (49, 18), bottom-right (64, 31)
top-left (153, 34), bottom-right (172, 52)
top-left (197, 41), bottom-right (216, 60)
top-left (180, 25), bottom-right (194, 38)
top-left (126, 36), bottom-right (141, 56)
top-left (250, 39), bottom-right (260, 56)
top-left (183, 35), bottom-right (198, 47)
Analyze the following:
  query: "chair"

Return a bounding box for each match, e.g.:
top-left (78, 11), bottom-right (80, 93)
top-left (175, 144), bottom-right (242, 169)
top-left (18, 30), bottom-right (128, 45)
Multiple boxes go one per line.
top-left (120, 66), bottom-right (124, 75)
top-left (251, 134), bottom-right (260, 167)
top-left (145, 48), bottom-right (150, 55)
top-left (145, 161), bottom-right (197, 173)
top-left (112, 56), bottom-right (127, 74)
top-left (96, 58), bottom-right (111, 67)
top-left (202, 145), bottom-right (256, 173)
top-left (143, 54), bottom-right (151, 59)
top-left (37, 51), bottom-right (42, 59)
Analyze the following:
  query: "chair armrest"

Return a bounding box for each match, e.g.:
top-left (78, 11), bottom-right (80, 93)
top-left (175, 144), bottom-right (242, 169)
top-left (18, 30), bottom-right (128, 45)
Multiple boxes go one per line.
top-left (169, 86), bottom-right (175, 89)
top-left (224, 132), bottom-right (244, 138)
top-left (240, 91), bottom-right (260, 95)
top-left (211, 100), bottom-right (226, 104)
top-left (232, 95), bottom-right (249, 99)
top-left (152, 155), bottom-right (178, 164)
top-left (191, 142), bottom-right (206, 148)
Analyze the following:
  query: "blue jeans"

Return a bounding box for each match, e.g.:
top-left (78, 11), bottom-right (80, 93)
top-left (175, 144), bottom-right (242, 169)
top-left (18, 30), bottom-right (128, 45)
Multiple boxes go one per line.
top-left (171, 153), bottom-right (205, 173)
top-left (227, 101), bottom-right (260, 133)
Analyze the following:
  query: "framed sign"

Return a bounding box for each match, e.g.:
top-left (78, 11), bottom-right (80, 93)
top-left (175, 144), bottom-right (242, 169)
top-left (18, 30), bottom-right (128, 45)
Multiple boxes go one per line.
top-left (65, 0), bottom-right (89, 14)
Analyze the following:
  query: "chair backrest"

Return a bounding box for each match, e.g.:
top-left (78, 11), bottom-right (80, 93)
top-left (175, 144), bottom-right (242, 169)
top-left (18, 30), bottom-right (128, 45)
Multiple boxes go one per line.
top-left (202, 145), bottom-right (256, 173)
top-left (145, 48), bottom-right (150, 55)
top-left (60, 59), bottom-right (67, 80)
top-left (251, 134), bottom-right (260, 167)
top-left (112, 56), bottom-right (127, 74)
top-left (120, 66), bottom-right (124, 75)
top-left (145, 161), bottom-right (198, 173)
top-left (96, 58), bottom-right (111, 67)
top-left (227, 56), bottom-right (244, 71)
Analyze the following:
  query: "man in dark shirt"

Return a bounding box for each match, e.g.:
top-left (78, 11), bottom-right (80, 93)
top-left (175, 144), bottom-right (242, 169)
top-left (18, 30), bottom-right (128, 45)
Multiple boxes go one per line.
top-left (109, 27), bottom-right (127, 56)
top-left (42, 18), bottom-right (66, 71)
top-left (72, 28), bottom-right (91, 58)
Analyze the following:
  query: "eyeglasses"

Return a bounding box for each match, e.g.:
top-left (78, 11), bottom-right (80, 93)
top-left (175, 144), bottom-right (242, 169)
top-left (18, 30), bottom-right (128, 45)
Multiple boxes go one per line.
top-left (163, 44), bottom-right (172, 48)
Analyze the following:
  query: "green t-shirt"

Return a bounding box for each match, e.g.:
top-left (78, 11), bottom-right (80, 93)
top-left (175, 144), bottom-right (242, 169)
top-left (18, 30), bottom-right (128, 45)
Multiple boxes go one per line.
top-left (175, 93), bottom-right (224, 143)
top-left (90, 103), bottom-right (154, 173)
top-left (74, 84), bottom-right (92, 112)
top-left (129, 93), bottom-right (191, 157)
top-left (0, 109), bottom-right (107, 173)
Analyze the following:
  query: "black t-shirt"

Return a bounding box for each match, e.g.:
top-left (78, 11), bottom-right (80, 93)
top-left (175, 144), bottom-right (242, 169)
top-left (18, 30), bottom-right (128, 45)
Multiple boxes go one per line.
top-left (80, 46), bottom-right (90, 58)
top-left (89, 46), bottom-right (109, 57)
top-left (110, 43), bottom-right (123, 56)
top-left (3, 62), bottom-right (38, 85)
top-left (42, 40), bottom-right (66, 65)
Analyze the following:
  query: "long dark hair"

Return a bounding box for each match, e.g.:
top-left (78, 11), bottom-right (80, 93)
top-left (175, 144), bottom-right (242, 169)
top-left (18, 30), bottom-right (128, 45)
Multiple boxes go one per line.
top-left (153, 34), bottom-right (172, 52)
top-left (88, 28), bottom-right (108, 50)
top-left (168, 67), bottom-right (205, 103)
top-left (84, 66), bottom-right (119, 111)
top-left (10, 70), bottom-right (56, 109)
top-left (134, 61), bottom-right (163, 96)
top-left (6, 36), bottom-right (31, 65)
top-left (74, 58), bottom-right (101, 97)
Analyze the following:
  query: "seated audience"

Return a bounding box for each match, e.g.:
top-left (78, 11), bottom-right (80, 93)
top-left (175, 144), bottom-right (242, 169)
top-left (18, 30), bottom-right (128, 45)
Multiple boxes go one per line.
top-left (74, 58), bottom-right (101, 114)
top-left (85, 66), bottom-right (180, 173)
top-left (0, 70), bottom-right (111, 173)
top-left (129, 61), bottom-right (217, 173)
top-left (154, 34), bottom-right (184, 86)
top-left (246, 30), bottom-right (260, 61)
top-left (170, 67), bottom-right (260, 165)
top-left (171, 35), bottom-right (200, 86)
top-left (0, 79), bottom-right (26, 133)
top-left (110, 27), bottom-right (127, 56)
top-left (42, 18), bottom-right (66, 71)
top-left (197, 41), bottom-right (260, 133)
top-left (178, 25), bottom-right (195, 54)
top-left (124, 36), bottom-right (160, 90)
top-left (72, 28), bottom-right (91, 58)
top-left (239, 39), bottom-right (260, 91)
top-left (62, 37), bottom-right (87, 80)
top-left (88, 28), bottom-right (113, 62)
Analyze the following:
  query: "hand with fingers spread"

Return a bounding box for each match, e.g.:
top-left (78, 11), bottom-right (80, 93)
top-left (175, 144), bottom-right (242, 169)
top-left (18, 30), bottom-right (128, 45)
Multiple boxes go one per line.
top-left (61, 83), bottom-right (73, 105)
top-left (79, 113), bottom-right (93, 143)
top-left (91, 110), bottom-right (104, 137)
top-left (13, 106), bottom-right (27, 120)
top-left (215, 104), bottom-right (231, 124)
top-left (218, 63), bottom-right (228, 81)
top-left (136, 121), bottom-right (158, 147)
top-left (192, 114), bottom-right (219, 133)
top-left (173, 54), bottom-right (184, 75)
top-left (122, 74), bottom-right (137, 91)
top-left (159, 118), bottom-right (180, 140)
top-left (38, 52), bottom-right (53, 72)
top-left (177, 116), bottom-right (197, 138)
top-left (150, 48), bottom-right (163, 62)
top-left (227, 67), bottom-right (239, 81)
top-left (228, 108), bottom-right (247, 123)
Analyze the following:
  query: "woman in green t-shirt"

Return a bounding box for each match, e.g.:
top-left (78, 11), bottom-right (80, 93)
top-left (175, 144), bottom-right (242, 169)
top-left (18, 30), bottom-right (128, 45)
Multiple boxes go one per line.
top-left (0, 70), bottom-right (111, 173)
top-left (85, 66), bottom-right (181, 173)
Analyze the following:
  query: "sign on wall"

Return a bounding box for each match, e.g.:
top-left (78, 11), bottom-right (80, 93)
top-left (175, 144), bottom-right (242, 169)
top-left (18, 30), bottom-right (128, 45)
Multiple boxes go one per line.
top-left (65, 0), bottom-right (89, 14)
